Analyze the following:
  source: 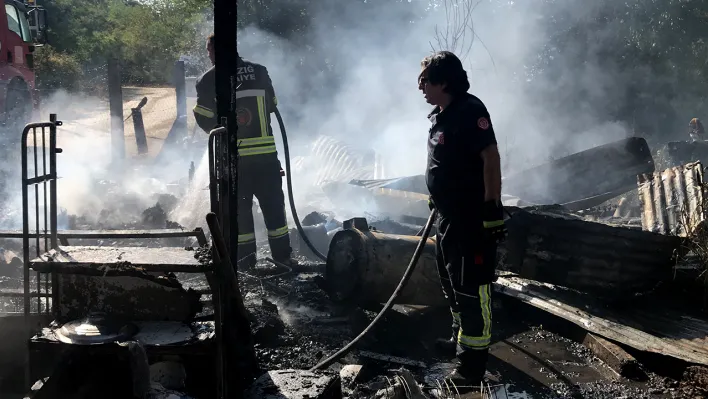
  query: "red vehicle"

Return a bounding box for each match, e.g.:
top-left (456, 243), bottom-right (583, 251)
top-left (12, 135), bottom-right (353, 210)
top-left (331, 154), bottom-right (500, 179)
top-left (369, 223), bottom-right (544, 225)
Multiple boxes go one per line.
top-left (0, 0), bottom-right (46, 130)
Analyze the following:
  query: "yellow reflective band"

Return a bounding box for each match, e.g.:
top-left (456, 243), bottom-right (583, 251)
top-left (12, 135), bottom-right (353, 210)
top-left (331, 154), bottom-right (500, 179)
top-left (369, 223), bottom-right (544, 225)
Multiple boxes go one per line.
top-left (257, 96), bottom-right (267, 137)
top-left (268, 226), bottom-right (289, 238)
top-left (457, 330), bottom-right (491, 348)
top-left (483, 220), bottom-right (504, 228)
top-left (238, 145), bottom-right (277, 156)
top-left (273, 96), bottom-right (278, 106)
top-left (456, 284), bottom-right (492, 350)
top-left (194, 105), bottom-right (214, 118)
top-left (237, 233), bottom-right (255, 243)
top-left (238, 136), bottom-right (275, 147)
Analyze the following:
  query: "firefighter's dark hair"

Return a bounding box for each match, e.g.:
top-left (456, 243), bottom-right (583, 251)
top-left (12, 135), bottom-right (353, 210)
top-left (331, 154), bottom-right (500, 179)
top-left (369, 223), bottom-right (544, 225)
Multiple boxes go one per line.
top-left (207, 33), bottom-right (215, 47)
top-left (420, 51), bottom-right (470, 96)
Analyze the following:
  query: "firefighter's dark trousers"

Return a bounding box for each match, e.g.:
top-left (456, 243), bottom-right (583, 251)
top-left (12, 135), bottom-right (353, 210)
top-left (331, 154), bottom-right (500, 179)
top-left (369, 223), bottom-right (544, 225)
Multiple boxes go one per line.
top-left (435, 216), bottom-right (496, 382)
top-left (234, 160), bottom-right (292, 269)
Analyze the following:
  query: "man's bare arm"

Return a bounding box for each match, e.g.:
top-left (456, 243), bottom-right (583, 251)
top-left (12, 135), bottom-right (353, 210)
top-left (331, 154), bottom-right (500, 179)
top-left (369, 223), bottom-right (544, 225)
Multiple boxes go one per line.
top-left (481, 144), bottom-right (502, 203)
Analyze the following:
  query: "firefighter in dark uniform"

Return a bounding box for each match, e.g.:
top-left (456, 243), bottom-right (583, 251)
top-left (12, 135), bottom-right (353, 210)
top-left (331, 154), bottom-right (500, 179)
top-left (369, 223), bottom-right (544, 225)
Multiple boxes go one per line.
top-left (193, 34), bottom-right (293, 270)
top-left (418, 51), bottom-right (506, 390)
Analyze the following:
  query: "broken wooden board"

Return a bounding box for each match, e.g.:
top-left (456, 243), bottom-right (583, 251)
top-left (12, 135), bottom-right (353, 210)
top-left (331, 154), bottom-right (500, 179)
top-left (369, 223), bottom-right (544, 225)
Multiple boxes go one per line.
top-left (0, 228), bottom-right (204, 240)
top-left (494, 275), bottom-right (708, 367)
top-left (30, 246), bottom-right (209, 275)
top-left (245, 369), bottom-right (341, 399)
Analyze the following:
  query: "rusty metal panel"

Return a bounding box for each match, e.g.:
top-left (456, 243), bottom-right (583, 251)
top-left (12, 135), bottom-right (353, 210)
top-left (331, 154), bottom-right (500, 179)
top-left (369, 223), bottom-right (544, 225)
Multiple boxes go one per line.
top-left (638, 161), bottom-right (706, 236)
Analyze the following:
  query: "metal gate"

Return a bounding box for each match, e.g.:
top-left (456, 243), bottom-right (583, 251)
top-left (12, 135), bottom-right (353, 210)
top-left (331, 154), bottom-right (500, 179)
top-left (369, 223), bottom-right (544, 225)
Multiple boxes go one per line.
top-left (20, 114), bottom-right (61, 316)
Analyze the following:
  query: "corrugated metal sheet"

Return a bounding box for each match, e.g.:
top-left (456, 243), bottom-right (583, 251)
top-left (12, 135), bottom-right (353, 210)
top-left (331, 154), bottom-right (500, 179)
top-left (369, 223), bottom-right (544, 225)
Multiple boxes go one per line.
top-left (496, 276), bottom-right (708, 367)
top-left (638, 161), bottom-right (706, 237)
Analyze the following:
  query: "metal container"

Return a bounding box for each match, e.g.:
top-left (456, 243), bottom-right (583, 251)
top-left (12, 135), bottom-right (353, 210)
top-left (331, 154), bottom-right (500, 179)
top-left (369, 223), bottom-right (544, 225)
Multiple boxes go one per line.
top-left (324, 217), bottom-right (446, 307)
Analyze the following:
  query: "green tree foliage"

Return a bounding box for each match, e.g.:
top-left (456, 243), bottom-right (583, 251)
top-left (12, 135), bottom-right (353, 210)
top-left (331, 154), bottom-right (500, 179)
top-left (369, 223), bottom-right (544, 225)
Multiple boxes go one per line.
top-left (528, 0), bottom-right (708, 142)
top-left (35, 0), bottom-right (211, 91)
top-left (34, 45), bottom-right (82, 91)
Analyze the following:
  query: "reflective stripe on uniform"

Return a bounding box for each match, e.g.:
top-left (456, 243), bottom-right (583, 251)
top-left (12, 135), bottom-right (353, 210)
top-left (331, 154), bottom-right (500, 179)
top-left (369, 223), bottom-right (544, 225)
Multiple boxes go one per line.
top-left (257, 96), bottom-right (267, 137)
top-left (236, 89), bottom-right (266, 99)
top-left (267, 226), bottom-right (289, 239)
top-left (483, 220), bottom-right (504, 228)
top-left (239, 136), bottom-right (275, 147)
top-left (237, 233), bottom-right (256, 244)
top-left (238, 145), bottom-right (277, 156)
top-left (194, 105), bottom-right (214, 118)
top-left (457, 284), bottom-right (492, 350)
top-left (236, 89), bottom-right (271, 153)
top-left (237, 136), bottom-right (276, 157)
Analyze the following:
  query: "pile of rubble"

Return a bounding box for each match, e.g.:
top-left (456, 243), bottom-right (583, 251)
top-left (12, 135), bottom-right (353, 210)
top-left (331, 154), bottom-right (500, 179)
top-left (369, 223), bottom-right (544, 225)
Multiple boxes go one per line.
top-left (3, 135), bottom-right (708, 398)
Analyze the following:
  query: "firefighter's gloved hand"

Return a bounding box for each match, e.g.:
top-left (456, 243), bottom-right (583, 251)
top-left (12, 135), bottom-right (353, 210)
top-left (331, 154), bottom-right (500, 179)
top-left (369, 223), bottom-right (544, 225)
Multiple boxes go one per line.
top-left (482, 200), bottom-right (507, 243)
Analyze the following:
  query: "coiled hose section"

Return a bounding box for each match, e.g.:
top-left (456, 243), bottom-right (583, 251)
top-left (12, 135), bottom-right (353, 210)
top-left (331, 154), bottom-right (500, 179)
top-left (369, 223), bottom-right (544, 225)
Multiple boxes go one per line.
top-left (274, 107), bottom-right (328, 261)
top-left (309, 208), bottom-right (438, 371)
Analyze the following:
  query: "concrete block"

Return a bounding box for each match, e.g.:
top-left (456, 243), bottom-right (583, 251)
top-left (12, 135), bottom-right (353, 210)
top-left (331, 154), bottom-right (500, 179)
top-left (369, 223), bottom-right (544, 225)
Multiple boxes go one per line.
top-left (246, 369), bottom-right (341, 399)
top-left (340, 365), bottom-right (362, 398)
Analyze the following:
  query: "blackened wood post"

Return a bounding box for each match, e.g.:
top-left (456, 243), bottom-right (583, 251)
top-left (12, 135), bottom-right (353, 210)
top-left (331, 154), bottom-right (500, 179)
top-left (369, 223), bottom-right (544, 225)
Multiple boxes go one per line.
top-left (132, 107), bottom-right (148, 155)
top-left (214, 0), bottom-right (243, 397)
top-left (107, 59), bottom-right (124, 162)
top-left (174, 60), bottom-right (187, 119)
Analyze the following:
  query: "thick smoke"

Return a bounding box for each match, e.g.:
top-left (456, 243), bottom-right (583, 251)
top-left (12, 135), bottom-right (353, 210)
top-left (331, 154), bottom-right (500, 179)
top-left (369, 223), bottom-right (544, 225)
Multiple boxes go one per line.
top-left (0, 87), bottom-right (197, 230)
top-left (236, 0), bottom-right (646, 218)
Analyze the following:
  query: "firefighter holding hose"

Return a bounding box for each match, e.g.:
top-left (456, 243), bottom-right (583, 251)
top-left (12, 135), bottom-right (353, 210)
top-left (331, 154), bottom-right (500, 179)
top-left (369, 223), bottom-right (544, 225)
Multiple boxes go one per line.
top-left (419, 51), bottom-right (506, 390)
top-left (194, 34), bottom-right (294, 270)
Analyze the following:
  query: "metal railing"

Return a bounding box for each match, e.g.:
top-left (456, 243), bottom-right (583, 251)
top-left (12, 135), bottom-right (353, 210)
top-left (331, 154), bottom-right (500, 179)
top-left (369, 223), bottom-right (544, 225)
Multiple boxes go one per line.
top-left (21, 114), bottom-right (60, 317)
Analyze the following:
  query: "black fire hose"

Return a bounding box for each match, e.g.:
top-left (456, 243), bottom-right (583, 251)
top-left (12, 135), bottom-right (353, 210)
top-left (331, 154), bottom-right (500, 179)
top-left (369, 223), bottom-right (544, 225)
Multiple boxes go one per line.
top-left (274, 107), bottom-right (328, 262)
top-left (309, 208), bottom-right (438, 371)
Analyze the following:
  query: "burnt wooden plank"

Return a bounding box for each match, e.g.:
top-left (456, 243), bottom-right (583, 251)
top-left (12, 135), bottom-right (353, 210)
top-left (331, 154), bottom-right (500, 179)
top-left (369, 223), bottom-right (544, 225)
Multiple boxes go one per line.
top-left (581, 333), bottom-right (646, 380)
top-left (494, 276), bottom-right (708, 367)
top-left (30, 246), bottom-right (209, 275)
top-left (0, 229), bottom-right (203, 240)
top-left (503, 206), bottom-right (683, 297)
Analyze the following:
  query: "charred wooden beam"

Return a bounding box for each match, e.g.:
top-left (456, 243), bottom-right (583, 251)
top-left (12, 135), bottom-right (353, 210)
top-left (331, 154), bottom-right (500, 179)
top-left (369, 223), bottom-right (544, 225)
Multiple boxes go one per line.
top-left (581, 333), bottom-right (646, 381)
top-left (494, 275), bottom-right (708, 367)
top-left (503, 206), bottom-right (683, 298)
top-left (30, 246), bottom-right (209, 275)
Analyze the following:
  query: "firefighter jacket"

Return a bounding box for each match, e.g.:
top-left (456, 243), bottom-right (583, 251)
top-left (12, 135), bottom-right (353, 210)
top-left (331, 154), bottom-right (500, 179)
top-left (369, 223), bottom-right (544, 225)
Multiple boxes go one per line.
top-left (193, 66), bottom-right (217, 132)
top-left (193, 59), bottom-right (280, 162)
